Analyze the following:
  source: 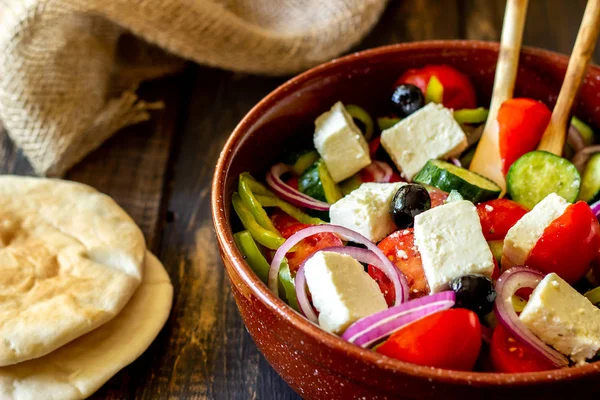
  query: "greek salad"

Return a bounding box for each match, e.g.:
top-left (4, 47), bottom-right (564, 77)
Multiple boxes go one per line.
top-left (232, 64), bottom-right (600, 372)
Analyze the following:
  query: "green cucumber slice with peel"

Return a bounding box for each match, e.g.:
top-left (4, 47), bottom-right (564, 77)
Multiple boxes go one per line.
top-left (413, 159), bottom-right (501, 203)
top-left (507, 151), bottom-right (580, 209)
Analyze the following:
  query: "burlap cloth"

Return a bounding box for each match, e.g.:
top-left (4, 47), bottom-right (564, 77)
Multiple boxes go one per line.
top-left (0, 0), bottom-right (387, 176)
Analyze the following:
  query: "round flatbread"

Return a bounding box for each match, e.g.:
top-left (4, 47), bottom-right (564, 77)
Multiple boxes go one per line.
top-left (0, 176), bottom-right (145, 366)
top-left (0, 252), bottom-right (173, 400)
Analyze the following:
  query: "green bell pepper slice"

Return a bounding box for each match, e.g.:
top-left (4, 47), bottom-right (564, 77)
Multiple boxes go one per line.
top-left (585, 287), bottom-right (600, 307)
top-left (377, 117), bottom-right (401, 131)
top-left (453, 107), bottom-right (489, 124)
top-left (255, 194), bottom-right (325, 225)
top-left (239, 173), bottom-right (278, 233)
top-left (278, 258), bottom-right (300, 312)
top-left (345, 104), bottom-right (375, 141)
top-left (232, 192), bottom-right (285, 250)
top-left (234, 230), bottom-right (271, 283)
top-left (425, 75), bottom-right (443, 104)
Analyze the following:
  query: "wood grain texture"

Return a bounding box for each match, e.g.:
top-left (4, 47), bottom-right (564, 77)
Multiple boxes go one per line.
top-left (0, 1), bottom-right (598, 399)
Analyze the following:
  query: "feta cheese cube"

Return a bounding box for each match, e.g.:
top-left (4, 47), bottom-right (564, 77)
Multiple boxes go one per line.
top-left (414, 200), bottom-right (494, 293)
top-left (502, 193), bottom-right (569, 268)
top-left (520, 273), bottom-right (600, 364)
top-left (380, 103), bottom-right (468, 180)
top-left (329, 182), bottom-right (405, 243)
top-left (304, 251), bottom-right (387, 334)
top-left (313, 101), bottom-right (371, 182)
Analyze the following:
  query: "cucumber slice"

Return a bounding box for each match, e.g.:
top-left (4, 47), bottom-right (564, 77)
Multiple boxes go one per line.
top-left (507, 151), bottom-right (580, 209)
top-left (298, 159), bottom-right (343, 204)
top-left (445, 190), bottom-right (464, 203)
top-left (584, 287), bottom-right (600, 307)
top-left (377, 117), bottom-right (401, 131)
top-left (572, 116), bottom-right (595, 146)
top-left (579, 152), bottom-right (600, 203)
top-left (413, 160), bottom-right (501, 203)
top-left (283, 149), bottom-right (319, 176)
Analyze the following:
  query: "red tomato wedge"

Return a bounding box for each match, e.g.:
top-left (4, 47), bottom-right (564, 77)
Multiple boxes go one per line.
top-left (395, 65), bottom-right (477, 110)
top-left (377, 309), bottom-right (482, 371)
top-left (490, 325), bottom-right (556, 373)
top-left (428, 188), bottom-right (448, 207)
top-left (271, 213), bottom-right (342, 274)
top-left (527, 201), bottom-right (600, 284)
top-left (498, 98), bottom-right (551, 174)
top-left (368, 229), bottom-right (428, 305)
top-left (476, 199), bottom-right (528, 241)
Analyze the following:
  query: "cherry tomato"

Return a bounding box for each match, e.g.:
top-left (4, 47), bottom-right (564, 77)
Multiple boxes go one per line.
top-left (377, 309), bottom-right (482, 371)
top-left (490, 325), bottom-right (556, 373)
top-left (498, 98), bottom-right (551, 174)
top-left (369, 136), bottom-right (381, 158)
top-left (476, 199), bottom-right (528, 241)
top-left (271, 213), bottom-right (342, 273)
top-left (368, 229), bottom-right (428, 305)
top-left (395, 65), bottom-right (477, 110)
top-left (527, 201), bottom-right (600, 284)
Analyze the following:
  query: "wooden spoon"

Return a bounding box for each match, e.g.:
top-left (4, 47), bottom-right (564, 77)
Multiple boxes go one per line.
top-left (538, 0), bottom-right (600, 155)
top-left (469, 0), bottom-right (529, 192)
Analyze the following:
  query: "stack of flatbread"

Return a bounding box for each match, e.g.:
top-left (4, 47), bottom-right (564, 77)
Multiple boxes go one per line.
top-left (0, 176), bottom-right (173, 399)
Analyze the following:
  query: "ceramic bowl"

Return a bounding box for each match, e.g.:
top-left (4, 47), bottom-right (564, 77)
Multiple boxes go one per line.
top-left (212, 41), bottom-right (600, 399)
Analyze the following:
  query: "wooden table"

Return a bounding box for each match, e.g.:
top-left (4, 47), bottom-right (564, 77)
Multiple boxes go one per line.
top-left (1, 1), bottom-right (599, 398)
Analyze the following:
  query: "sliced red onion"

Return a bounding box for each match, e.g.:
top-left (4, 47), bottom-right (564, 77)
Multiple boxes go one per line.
top-left (591, 199), bottom-right (600, 219)
top-left (266, 163), bottom-right (330, 211)
top-left (449, 158), bottom-right (462, 167)
top-left (341, 291), bottom-right (455, 347)
top-left (372, 161), bottom-right (393, 183)
top-left (494, 267), bottom-right (569, 367)
top-left (294, 245), bottom-right (401, 324)
top-left (269, 225), bottom-right (409, 305)
top-left (568, 123), bottom-right (585, 152)
top-left (294, 263), bottom-right (319, 323)
top-left (572, 145), bottom-right (600, 173)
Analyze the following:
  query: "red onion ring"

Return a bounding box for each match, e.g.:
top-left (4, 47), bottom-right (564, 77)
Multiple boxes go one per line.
top-left (266, 163), bottom-right (330, 211)
top-left (590, 199), bottom-right (600, 219)
top-left (269, 225), bottom-right (409, 305)
top-left (494, 267), bottom-right (569, 367)
top-left (568, 123), bottom-right (585, 152)
top-left (294, 246), bottom-right (401, 324)
top-left (373, 160), bottom-right (393, 182)
top-left (449, 158), bottom-right (462, 167)
top-left (572, 145), bottom-right (600, 173)
top-left (341, 291), bottom-right (455, 347)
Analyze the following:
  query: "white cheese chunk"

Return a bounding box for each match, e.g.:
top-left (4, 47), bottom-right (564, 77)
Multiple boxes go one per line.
top-left (520, 273), bottom-right (600, 364)
top-left (502, 193), bottom-right (569, 268)
top-left (329, 182), bottom-right (405, 243)
top-left (380, 103), bottom-right (468, 180)
top-left (313, 101), bottom-right (371, 182)
top-left (304, 251), bottom-right (387, 334)
top-left (414, 200), bottom-right (494, 293)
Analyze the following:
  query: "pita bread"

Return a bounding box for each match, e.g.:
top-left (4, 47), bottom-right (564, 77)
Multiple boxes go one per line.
top-left (0, 252), bottom-right (173, 400)
top-left (0, 176), bottom-right (145, 366)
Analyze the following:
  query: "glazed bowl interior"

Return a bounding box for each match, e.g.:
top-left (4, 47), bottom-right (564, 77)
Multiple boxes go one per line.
top-left (213, 40), bottom-right (600, 386)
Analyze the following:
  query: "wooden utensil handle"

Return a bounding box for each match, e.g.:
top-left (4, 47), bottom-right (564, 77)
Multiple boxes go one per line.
top-left (468, 0), bottom-right (528, 191)
top-left (538, 0), bottom-right (600, 155)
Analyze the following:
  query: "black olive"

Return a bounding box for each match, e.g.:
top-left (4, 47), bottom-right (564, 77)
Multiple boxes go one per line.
top-left (389, 184), bottom-right (431, 229)
top-left (390, 84), bottom-right (425, 117)
top-left (450, 275), bottom-right (496, 317)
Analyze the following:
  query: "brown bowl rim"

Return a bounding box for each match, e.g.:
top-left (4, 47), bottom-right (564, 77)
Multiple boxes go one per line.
top-left (212, 40), bottom-right (600, 386)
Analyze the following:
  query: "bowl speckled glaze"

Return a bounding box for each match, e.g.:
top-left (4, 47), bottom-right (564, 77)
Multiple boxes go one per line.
top-left (212, 41), bottom-right (600, 399)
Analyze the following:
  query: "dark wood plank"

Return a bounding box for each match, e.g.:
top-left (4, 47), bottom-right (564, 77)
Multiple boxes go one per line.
top-left (154, 1), bottom-right (462, 399)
